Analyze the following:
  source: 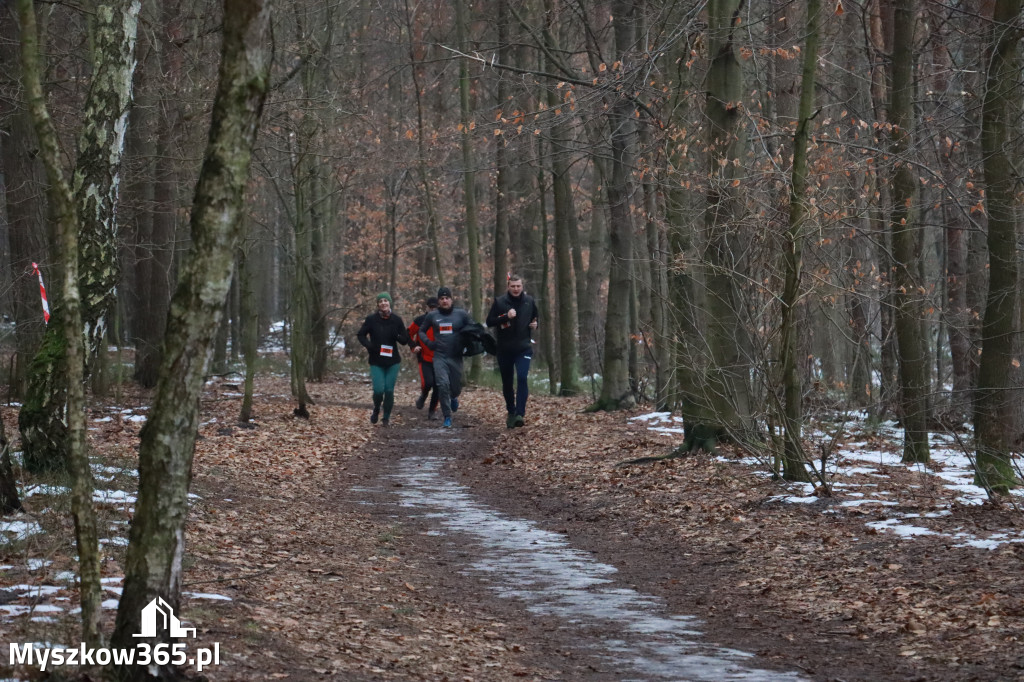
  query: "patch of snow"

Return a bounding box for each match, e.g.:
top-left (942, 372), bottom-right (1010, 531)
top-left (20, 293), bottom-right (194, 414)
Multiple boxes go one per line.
top-left (23, 484), bottom-right (70, 497)
top-left (867, 519), bottom-right (938, 538)
top-left (92, 490), bottom-right (136, 505)
top-left (7, 585), bottom-right (63, 598)
top-left (100, 538), bottom-right (130, 546)
top-left (183, 592), bottom-right (232, 601)
top-left (0, 520), bottom-right (44, 539)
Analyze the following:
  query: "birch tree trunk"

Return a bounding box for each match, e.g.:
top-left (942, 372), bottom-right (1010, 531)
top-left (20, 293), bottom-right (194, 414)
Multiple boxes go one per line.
top-left (19, 0), bottom-right (141, 472)
top-left (16, 0), bottom-right (102, 648)
top-left (110, 2), bottom-right (272, 677)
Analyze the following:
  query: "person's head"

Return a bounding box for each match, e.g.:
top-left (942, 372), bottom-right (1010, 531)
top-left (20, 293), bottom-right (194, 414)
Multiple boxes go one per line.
top-left (376, 292), bottom-right (392, 316)
top-left (436, 286), bottom-right (453, 312)
top-left (507, 275), bottom-right (524, 297)
top-left (424, 296), bottom-right (439, 311)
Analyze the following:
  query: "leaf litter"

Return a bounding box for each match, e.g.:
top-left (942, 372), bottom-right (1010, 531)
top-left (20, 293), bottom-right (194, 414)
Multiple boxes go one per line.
top-left (0, 368), bottom-right (1022, 680)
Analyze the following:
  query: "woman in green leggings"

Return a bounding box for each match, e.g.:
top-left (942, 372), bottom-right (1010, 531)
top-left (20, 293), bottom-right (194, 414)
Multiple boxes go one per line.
top-left (357, 292), bottom-right (413, 426)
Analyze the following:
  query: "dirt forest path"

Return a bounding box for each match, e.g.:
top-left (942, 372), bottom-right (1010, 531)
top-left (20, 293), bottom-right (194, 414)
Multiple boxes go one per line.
top-left (179, 373), bottom-right (1024, 681)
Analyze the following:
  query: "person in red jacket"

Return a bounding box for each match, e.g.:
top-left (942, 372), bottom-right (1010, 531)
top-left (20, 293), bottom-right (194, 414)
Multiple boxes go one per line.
top-left (408, 297), bottom-right (440, 419)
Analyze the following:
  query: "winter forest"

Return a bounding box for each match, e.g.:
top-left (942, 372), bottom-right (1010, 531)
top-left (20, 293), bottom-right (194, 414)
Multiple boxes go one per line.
top-left (2, 0), bottom-right (1024, 678)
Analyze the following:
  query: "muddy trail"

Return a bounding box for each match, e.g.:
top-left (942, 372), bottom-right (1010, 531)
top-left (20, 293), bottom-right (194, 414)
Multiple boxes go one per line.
top-left (125, 377), bottom-right (1023, 681)
top-left (344, 415), bottom-right (803, 681)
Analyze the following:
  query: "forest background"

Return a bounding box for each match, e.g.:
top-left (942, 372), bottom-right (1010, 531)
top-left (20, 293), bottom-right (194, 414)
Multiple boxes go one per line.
top-left (1, 0), bottom-right (1024, 678)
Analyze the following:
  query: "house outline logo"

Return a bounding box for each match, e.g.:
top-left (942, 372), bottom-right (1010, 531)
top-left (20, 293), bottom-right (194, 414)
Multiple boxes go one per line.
top-left (133, 597), bottom-right (196, 639)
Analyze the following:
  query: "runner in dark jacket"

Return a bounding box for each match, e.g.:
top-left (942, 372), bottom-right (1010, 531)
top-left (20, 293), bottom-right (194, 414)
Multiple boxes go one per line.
top-left (486, 274), bottom-right (539, 428)
top-left (357, 292), bottom-right (411, 426)
top-left (408, 297), bottom-right (440, 419)
top-left (418, 286), bottom-right (475, 428)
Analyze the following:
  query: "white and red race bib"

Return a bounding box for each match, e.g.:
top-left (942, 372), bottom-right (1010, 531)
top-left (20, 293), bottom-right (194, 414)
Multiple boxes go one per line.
top-left (439, 322), bottom-right (453, 335)
top-left (380, 345), bottom-right (394, 357)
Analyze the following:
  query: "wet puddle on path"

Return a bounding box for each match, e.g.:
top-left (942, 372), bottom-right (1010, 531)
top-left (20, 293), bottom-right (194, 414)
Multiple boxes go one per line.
top-left (368, 430), bottom-right (803, 681)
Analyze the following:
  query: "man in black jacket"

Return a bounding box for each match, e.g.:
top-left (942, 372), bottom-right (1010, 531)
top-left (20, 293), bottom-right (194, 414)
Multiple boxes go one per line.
top-left (357, 292), bottom-right (412, 426)
top-left (418, 287), bottom-right (475, 428)
top-left (486, 275), bottom-right (539, 428)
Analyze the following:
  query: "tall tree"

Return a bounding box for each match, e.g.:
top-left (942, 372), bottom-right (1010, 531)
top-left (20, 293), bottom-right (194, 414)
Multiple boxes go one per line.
top-left (110, 1), bottom-right (272, 676)
top-left (19, 0), bottom-right (142, 472)
top-left (455, 0), bottom-right (484, 381)
top-left (777, 0), bottom-right (821, 482)
top-left (16, 0), bottom-right (120, 648)
top-left (886, 0), bottom-right (931, 463)
top-left (974, 0), bottom-right (1023, 492)
top-left (492, 0), bottom-right (512, 296)
top-left (0, 10), bottom-right (50, 398)
top-left (594, 0), bottom-right (637, 411)
top-left (701, 0), bottom-right (752, 435)
top-left (542, 0), bottom-right (580, 396)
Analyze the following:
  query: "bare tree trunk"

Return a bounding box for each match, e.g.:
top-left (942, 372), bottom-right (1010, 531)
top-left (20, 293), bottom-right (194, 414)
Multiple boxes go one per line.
top-left (974, 0), bottom-right (1023, 492)
top-left (404, 0), bottom-right (444, 284)
top-left (239, 244), bottom-right (258, 422)
top-left (535, 135), bottom-right (558, 393)
top-left (541, 3), bottom-right (579, 396)
top-left (0, 17), bottom-right (50, 398)
top-left (777, 0), bottom-right (820, 482)
top-left (492, 0), bottom-right (511, 296)
top-left (455, 0), bottom-right (483, 382)
top-left (19, 0), bottom-right (141, 471)
top-left (133, 7), bottom-right (179, 388)
top-left (16, 0), bottom-right (103, 649)
top-left (0, 416), bottom-right (24, 514)
top-left (110, 3), bottom-right (272, 676)
top-left (886, 0), bottom-right (931, 463)
top-left (594, 0), bottom-right (637, 411)
top-left (580, 150), bottom-right (608, 378)
top-left (702, 0), bottom-right (751, 434)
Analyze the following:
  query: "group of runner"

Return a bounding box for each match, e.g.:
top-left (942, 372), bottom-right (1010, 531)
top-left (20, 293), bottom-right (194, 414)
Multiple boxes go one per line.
top-left (356, 276), bottom-right (539, 429)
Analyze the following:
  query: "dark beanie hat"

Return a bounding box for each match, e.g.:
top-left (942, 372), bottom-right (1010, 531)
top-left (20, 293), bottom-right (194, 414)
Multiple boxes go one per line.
top-left (437, 286), bottom-right (452, 299)
top-left (425, 297), bottom-right (439, 308)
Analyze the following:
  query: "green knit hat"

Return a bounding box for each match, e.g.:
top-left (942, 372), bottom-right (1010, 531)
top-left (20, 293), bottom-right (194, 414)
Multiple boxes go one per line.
top-left (376, 292), bottom-right (392, 304)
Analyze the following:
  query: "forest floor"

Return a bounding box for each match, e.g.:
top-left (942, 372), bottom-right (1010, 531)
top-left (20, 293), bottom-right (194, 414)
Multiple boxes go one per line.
top-left (2, 365), bottom-right (1024, 681)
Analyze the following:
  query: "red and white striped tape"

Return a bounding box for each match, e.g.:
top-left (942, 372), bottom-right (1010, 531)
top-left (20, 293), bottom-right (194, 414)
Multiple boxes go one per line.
top-left (31, 262), bottom-right (50, 324)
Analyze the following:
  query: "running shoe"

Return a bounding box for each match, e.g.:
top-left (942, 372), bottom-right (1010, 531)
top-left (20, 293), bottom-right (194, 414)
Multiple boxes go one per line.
top-left (513, 414), bottom-right (525, 427)
top-left (415, 393), bottom-right (426, 410)
top-left (443, 417), bottom-right (453, 428)
top-left (451, 397), bottom-right (459, 413)
top-left (370, 407), bottom-right (380, 424)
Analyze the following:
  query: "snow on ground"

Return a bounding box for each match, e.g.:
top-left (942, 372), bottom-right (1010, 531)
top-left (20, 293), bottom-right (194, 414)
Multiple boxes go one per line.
top-left (632, 413), bottom-right (1024, 550)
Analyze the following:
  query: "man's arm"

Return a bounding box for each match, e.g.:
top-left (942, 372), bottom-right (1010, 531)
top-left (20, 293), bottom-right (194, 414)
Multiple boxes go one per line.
top-left (485, 298), bottom-right (504, 328)
top-left (418, 313), bottom-right (436, 349)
